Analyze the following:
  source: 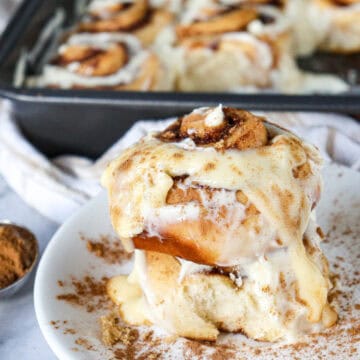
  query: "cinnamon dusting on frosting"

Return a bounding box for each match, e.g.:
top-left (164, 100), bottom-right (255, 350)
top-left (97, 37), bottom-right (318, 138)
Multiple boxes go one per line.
top-left (158, 107), bottom-right (268, 151)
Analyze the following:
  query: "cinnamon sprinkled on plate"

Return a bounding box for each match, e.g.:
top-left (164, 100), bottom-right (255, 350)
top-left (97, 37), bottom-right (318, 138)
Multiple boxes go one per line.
top-left (49, 193), bottom-right (359, 358)
top-left (80, 233), bottom-right (132, 264)
top-left (56, 275), bottom-right (110, 313)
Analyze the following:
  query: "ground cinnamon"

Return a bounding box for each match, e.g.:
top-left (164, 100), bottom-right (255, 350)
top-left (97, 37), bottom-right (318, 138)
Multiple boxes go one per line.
top-left (0, 224), bottom-right (37, 289)
top-left (80, 233), bottom-right (132, 265)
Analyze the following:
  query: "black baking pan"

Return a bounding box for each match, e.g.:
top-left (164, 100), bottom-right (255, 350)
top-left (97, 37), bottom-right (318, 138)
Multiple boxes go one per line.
top-left (0, 0), bottom-right (359, 158)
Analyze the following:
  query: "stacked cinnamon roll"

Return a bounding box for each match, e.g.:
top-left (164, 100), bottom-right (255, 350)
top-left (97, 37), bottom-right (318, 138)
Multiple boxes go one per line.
top-left (102, 106), bottom-right (337, 342)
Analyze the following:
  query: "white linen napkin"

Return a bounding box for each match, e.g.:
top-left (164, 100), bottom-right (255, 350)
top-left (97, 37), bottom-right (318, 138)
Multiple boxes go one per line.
top-left (0, 99), bottom-right (359, 224)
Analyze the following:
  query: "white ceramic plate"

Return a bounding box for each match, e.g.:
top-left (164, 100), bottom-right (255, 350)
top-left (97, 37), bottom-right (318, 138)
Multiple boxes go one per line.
top-left (34, 164), bottom-right (360, 360)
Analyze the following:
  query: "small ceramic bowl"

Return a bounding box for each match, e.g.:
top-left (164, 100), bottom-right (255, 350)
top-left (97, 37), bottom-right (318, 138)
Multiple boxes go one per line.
top-left (0, 220), bottom-right (39, 299)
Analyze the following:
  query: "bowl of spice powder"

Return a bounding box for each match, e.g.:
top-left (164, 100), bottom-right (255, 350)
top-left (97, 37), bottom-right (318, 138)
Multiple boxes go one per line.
top-left (0, 221), bottom-right (38, 298)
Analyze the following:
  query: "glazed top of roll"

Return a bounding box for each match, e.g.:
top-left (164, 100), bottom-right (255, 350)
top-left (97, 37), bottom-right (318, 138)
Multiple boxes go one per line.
top-left (102, 105), bottom-right (322, 240)
top-left (102, 106), bottom-right (329, 322)
top-left (82, 0), bottom-right (149, 31)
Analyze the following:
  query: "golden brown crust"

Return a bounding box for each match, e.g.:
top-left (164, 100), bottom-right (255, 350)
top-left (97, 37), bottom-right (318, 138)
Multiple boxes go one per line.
top-left (176, 8), bottom-right (258, 40)
top-left (166, 181), bottom-right (202, 204)
top-left (158, 107), bottom-right (268, 151)
top-left (79, 0), bottom-right (149, 32)
top-left (88, 3), bottom-right (126, 18)
top-left (133, 9), bottom-right (174, 46)
top-left (292, 162), bottom-right (312, 179)
top-left (331, 0), bottom-right (359, 5)
top-left (76, 44), bottom-right (128, 77)
top-left (52, 43), bottom-right (128, 77)
top-left (51, 52), bottom-right (162, 91)
top-left (114, 53), bottom-right (161, 91)
top-left (80, 2), bottom-right (173, 46)
top-left (245, 0), bottom-right (285, 6)
top-left (53, 45), bottom-right (102, 65)
top-left (223, 108), bottom-right (268, 150)
top-left (133, 230), bottom-right (219, 265)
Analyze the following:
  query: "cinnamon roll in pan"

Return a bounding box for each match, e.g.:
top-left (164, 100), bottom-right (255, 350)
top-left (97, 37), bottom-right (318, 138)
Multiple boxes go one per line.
top-left (308, 0), bottom-right (360, 54)
top-left (289, 0), bottom-right (360, 56)
top-left (102, 106), bottom-right (337, 341)
top-left (168, 5), bottom-right (295, 92)
top-left (80, 0), bottom-right (174, 46)
top-left (33, 33), bottom-right (173, 90)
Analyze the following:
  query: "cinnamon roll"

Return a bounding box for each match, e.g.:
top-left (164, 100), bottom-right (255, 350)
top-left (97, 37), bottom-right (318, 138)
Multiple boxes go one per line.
top-left (307, 0), bottom-right (360, 54)
top-left (158, 2), bottom-right (297, 92)
top-left (102, 106), bottom-right (337, 342)
top-left (80, 0), bottom-right (174, 46)
top-left (286, 0), bottom-right (360, 56)
top-left (34, 33), bottom-right (173, 90)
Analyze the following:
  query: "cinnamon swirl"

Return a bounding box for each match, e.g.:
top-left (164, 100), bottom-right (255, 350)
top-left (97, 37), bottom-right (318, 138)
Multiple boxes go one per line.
top-left (162, 3), bottom-right (298, 92)
top-left (34, 33), bottom-right (173, 90)
top-left (80, 0), bottom-right (174, 46)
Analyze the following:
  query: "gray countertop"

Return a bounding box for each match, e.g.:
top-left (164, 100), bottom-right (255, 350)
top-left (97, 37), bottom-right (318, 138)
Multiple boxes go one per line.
top-left (0, 175), bottom-right (58, 360)
top-left (0, 3), bottom-right (58, 358)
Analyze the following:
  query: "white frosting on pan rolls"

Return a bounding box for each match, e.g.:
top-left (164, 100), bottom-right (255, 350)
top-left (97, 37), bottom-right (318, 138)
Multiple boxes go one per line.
top-left (286, 0), bottom-right (360, 55)
top-left (26, 0), bottom-right (352, 93)
top-left (33, 33), bottom-right (173, 90)
top-left (172, 5), bottom-right (294, 92)
top-left (308, 0), bottom-right (360, 54)
top-left (103, 106), bottom-right (337, 342)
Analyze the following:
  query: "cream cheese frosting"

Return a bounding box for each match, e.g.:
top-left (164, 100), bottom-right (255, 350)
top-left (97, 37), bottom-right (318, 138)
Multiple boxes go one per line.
top-left (27, 0), bottom-right (353, 93)
top-left (286, 0), bottom-right (360, 55)
top-left (203, 104), bottom-right (224, 127)
top-left (38, 52), bottom-right (149, 88)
